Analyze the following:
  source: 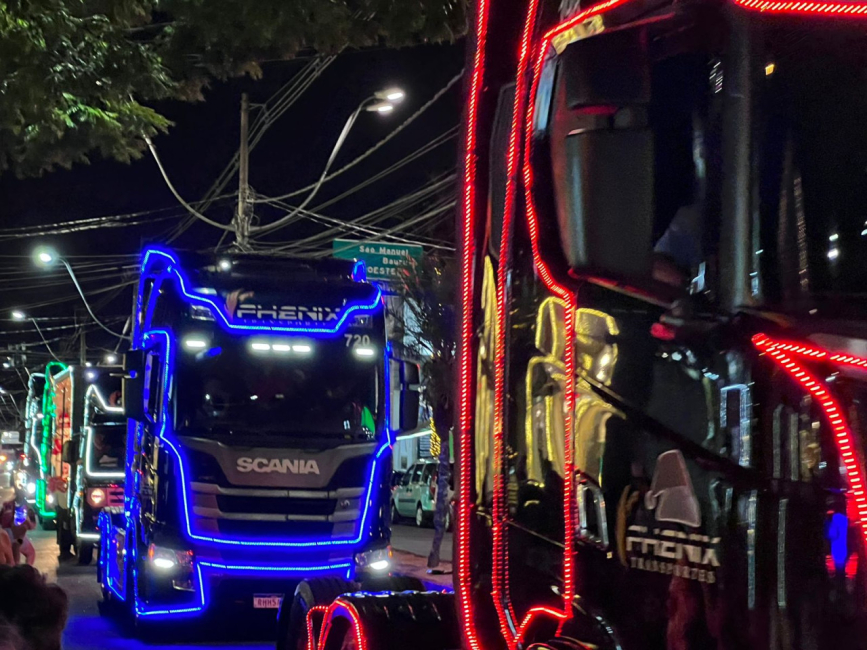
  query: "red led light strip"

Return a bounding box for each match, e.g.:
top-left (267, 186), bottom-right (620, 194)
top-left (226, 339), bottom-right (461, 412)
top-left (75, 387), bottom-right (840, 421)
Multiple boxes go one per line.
top-left (753, 333), bottom-right (867, 553)
top-left (455, 0), bottom-right (491, 645)
top-left (515, 607), bottom-right (570, 646)
top-left (733, 0), bottom-right (867, 15)
top-left (491, 0), bottom-right (542, 644)
top-left (750, 338), bottom-right (867, 371)
top-left (312, 599), bottom-right (367, 650)
top-left (306, 605), bottom-right (328, 650)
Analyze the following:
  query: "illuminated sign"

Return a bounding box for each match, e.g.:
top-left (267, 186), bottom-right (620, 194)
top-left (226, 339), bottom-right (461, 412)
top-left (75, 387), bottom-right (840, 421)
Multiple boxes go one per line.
top-left (332, 239), bottom-right (423, 282)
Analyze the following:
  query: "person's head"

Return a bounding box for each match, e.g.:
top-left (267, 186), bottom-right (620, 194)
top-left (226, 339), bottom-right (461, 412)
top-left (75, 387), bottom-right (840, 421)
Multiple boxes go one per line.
top-left (0, 566), bottom-right (68, 650)
top-left (12, 491), bottom-right (26, 508)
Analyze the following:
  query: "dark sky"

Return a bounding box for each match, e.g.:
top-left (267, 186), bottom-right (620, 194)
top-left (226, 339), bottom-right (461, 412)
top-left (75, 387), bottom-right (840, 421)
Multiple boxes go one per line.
top-left (0, 41), bottom-right (463, 397)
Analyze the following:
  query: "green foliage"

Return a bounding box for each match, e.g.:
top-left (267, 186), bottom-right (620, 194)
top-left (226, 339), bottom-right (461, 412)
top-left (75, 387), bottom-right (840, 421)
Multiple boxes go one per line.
top-left (0, 0), bottom-right (467, 176)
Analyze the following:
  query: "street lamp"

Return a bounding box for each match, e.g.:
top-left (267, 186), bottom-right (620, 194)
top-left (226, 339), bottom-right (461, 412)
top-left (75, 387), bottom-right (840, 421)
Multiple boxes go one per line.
top-left (104, 353), bottom-right (117, 365)
top-left (251, 86), bottom-right (406, 235)
top-left (30, 246), bottom-right (129, 341)
top-left (10, 310), bottom-right (61, 363)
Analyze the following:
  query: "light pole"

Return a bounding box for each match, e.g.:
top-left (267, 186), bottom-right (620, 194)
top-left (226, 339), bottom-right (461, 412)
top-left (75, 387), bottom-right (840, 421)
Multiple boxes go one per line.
top-left (31, 246), bottom-right (130, 341)
top-left (246, 87), bottom-right (406, 240)
top-left (11, 310), bottom-right (62, 363)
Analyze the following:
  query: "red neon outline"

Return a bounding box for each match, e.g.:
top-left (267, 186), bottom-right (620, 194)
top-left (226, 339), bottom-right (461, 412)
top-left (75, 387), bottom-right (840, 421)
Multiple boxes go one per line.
top-left (753, 333), bottom-right (867, 554)
top-left (455, 0), bottom-right (491, 646)
top-left (749, 338), bottom-right (867, 371)
top-left (306, 605), bottom-right (329, 650)
top-left (491, 0), bottom-right (542, 644)
top-left (314, 599), bottom-right (367, 650)
top-left (515, 606), bottom-right (570, 646)
top-left (733, 0), bottom-right (867, 14)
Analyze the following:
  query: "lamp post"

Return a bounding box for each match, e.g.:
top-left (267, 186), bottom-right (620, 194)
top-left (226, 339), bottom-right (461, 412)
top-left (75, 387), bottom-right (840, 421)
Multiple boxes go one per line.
top-left (245, 87), bottom-right (407, 241)
top-left (11, 310), bottom-right (62, 363)
top-left (31, 246), bottom-right (129, 341)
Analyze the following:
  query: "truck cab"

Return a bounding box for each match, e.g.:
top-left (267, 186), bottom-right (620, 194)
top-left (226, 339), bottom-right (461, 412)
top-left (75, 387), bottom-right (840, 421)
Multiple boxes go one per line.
top-left (71, 369), bottom-right (124, 564)
top-left (301, 1), bottom-right (867, 649)
top-left (98, 246), bottom-right (418, 629)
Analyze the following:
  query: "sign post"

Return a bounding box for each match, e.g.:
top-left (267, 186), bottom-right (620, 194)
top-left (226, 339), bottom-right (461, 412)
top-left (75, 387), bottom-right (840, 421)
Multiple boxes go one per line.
top-left (332, 239), bottom-right (424, 283)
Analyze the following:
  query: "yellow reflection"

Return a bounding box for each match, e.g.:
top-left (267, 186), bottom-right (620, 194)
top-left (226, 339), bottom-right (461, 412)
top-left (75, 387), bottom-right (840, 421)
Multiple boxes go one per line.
top-left (474, 256), bottom-right (498, 502)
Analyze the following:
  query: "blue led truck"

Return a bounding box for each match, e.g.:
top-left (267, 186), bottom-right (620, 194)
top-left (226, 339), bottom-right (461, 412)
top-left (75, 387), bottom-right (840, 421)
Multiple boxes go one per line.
top-left (97, 246), bottom-right (420, 631)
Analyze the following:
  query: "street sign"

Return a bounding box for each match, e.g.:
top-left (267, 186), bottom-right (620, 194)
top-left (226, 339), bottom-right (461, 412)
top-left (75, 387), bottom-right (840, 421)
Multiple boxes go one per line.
top-left (332, 239), bottom-right (423, 282)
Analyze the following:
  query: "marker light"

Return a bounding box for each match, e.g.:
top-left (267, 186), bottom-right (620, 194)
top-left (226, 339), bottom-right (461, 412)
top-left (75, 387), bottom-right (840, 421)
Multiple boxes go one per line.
top-left (353, 346), bottom-right (376, 358)
top-left (87, 488), bottom-right (106, 507)
top-left (183, 337), bottom-right (208, 350)
top-left (292, 344), bottom-right (312, 354)
top-left (251, 342), bottom-right (271, 352)
top-left (272, 344), bottom-right (291, 353)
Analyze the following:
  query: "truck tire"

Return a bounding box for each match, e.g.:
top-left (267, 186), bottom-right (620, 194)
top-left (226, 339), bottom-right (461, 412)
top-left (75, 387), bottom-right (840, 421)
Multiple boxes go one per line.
top-left (276, 577), bottom-right (353, 650)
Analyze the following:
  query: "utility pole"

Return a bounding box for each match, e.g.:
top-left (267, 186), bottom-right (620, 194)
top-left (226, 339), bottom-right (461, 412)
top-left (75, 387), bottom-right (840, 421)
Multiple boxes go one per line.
top-left (79, 318), bottom-right (86, 367)
top-left (234, 93), bottom-right (251, 250)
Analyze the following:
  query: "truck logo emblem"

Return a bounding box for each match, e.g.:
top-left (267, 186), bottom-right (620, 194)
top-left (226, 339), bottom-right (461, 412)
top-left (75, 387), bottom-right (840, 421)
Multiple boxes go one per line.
top-left (236, 458), bottom-right (321, 475)
top-left (235, 304), bottom-right (340, 323)
top-left (645, 450), bottom-right (701, 528)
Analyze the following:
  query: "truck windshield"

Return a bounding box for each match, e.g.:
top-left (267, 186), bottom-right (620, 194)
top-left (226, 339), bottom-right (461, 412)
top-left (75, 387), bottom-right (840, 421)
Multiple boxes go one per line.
top-left (175, 335), bottom-right (381, 441)
top-left (88, 425), bottom-right (124, 470)
top-left (758, 24), bottom-right (867, 302)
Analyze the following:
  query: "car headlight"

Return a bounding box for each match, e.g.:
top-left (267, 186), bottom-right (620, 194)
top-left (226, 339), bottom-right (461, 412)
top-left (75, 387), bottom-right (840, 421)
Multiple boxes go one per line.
top-left (87, 488), bottom-right (105, 507)
top-left (355, 546), bottom-right (392, 572)
top-left (148, 544), bottom-right (194, 572)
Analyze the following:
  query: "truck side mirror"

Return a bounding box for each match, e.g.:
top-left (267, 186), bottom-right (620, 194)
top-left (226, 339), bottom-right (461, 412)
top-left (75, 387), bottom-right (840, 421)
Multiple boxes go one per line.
top-left (399, 361), bottom-right (421, 433)
top-left (550, 30), bottom-right (654, 282)
top-left (122, 350), bottom-right (146, 422)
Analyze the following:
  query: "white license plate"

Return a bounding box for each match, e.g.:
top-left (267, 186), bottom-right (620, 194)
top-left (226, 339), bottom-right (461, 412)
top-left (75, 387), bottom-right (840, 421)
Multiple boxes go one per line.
top-left (253, 594), bottom-right (283, 609)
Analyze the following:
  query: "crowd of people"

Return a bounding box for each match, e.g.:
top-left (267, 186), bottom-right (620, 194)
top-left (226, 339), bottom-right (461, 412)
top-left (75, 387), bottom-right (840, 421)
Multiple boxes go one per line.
top-left (0, 489), bottom-right (68, 650)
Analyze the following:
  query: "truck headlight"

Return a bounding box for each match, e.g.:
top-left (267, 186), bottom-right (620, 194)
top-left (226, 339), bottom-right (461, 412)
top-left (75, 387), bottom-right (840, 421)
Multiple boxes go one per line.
top-left (148, 544), bottom-right (193, 572)
top-left (355, 547), bottom-right (391, 572)
top-left (25, 481), bottom-right (35, 496)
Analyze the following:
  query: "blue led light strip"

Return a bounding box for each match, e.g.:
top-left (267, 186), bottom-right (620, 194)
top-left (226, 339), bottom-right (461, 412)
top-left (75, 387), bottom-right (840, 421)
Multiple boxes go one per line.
top-left (138, 247), bottom-right (383, 336)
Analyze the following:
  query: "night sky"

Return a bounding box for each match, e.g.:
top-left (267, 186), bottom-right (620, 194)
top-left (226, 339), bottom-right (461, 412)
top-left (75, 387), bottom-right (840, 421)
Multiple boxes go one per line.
top-left (0, 41), bottom-right (463, 410)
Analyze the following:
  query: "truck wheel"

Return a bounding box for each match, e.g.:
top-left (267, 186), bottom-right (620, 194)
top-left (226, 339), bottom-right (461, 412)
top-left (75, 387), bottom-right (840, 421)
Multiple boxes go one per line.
top-left (76, 540), bottom-right (94, 565)
top-left (276, 577), bottom-right (353, 650)
top-left (415, 504), bottom-right (425, 528)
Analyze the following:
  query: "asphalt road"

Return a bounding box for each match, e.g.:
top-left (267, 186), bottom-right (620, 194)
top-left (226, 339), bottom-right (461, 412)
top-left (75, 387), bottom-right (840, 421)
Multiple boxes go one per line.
top-left (0, 488), bottom-right (450, 649)
top-left (390, 523), bottom-right (453, 563)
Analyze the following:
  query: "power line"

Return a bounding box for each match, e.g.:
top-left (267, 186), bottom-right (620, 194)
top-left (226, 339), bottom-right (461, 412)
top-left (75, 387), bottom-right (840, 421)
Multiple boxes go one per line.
top-left (252, 71), bottom-right (464, 205)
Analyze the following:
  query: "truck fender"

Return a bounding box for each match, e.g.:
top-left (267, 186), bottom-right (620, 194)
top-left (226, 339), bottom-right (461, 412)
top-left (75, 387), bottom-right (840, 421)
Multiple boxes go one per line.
top-left (310, 591), bottom-right (459, 650)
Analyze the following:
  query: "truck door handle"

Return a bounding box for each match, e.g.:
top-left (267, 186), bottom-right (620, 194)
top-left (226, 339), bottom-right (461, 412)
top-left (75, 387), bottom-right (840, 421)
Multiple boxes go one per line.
top-left (575, 471), bottom-right (609, 550)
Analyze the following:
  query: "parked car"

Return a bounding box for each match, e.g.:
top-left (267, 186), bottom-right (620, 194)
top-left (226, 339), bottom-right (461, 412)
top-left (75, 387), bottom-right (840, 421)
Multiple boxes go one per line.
top-left (390, 459), bottom-right (454, 529)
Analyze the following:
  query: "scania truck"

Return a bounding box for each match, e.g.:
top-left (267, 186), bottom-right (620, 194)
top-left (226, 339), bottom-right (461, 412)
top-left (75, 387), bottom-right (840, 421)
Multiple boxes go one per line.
top-left (297, 1), bottom-right (867, 649)
top-left (98, 246), bottom-right (419, 630)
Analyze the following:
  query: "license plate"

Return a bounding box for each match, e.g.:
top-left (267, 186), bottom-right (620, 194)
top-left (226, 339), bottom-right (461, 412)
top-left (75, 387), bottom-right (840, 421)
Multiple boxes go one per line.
top-left (253, 594), bottom-right (283, 609)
